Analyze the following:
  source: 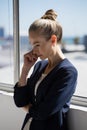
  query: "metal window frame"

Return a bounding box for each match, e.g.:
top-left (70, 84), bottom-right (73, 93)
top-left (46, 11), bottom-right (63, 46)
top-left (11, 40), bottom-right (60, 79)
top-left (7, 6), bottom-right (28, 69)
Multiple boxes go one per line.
top-left (13, 0), bottom-right (20, 83)
top-left (71, 95), bottom-right (87, 107)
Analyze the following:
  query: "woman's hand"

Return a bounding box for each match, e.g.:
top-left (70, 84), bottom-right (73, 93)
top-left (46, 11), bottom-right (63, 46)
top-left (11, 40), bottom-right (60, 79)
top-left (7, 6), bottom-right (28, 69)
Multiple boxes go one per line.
top-left (23, 50), bottom-right (38, 73)
top-left (18, 50), bottom-right (38, 86)
top-left (23, 103), bottom-right (32, 113)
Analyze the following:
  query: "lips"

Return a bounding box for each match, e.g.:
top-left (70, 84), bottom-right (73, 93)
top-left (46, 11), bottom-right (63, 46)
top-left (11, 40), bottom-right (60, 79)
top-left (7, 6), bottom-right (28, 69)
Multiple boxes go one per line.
top-left (39, 55), bottom-right (42, 57)
top-left (36, 54), bottom-right (42, 57)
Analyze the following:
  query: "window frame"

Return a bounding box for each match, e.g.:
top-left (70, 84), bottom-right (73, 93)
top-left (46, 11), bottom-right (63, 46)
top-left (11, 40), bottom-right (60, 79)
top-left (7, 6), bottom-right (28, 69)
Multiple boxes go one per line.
top-left (71, 95), bottom-right (87, 107)
top-left (13, 0), bottom-right (20, 83)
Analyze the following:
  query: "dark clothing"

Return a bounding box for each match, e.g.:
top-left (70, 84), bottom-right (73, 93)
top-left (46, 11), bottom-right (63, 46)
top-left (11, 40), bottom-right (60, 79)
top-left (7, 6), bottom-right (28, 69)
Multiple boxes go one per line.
top-left (13, 58), bottom-right (78, 130)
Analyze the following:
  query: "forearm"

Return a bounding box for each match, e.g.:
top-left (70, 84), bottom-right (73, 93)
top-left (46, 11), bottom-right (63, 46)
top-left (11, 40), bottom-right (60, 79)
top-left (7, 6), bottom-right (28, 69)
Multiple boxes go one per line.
top-left (18, 66), bottom-right (31, 86)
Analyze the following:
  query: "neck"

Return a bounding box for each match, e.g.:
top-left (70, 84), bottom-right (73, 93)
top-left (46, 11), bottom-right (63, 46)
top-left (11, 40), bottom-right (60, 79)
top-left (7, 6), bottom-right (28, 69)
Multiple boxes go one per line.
top-left (48, 45), bottom-right (65, 68)
top-left (44, 45), bottom-right (65, 74)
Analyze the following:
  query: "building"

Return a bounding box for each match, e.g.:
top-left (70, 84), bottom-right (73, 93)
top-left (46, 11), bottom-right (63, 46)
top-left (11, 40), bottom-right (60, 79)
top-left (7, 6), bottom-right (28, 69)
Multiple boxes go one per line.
top-left (0, 27), bottom-right (4, 38)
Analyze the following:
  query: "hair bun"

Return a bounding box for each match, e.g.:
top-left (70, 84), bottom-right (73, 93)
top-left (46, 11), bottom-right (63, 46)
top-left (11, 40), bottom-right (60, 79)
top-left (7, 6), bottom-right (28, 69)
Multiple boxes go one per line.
top-left (41, 9), bottom-right (58, 21)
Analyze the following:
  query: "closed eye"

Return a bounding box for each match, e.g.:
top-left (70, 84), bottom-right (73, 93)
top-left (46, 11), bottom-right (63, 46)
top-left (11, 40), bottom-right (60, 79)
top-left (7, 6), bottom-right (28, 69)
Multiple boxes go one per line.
top-left (36, 44), bottom-right (40, 47)
top-left (34, 43), bottom-right (40, 47)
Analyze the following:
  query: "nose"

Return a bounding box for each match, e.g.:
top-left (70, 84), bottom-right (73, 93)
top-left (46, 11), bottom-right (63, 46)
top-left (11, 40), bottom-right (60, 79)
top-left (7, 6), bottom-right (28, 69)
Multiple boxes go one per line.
top-left (32, 46), bottom-right (39, 56)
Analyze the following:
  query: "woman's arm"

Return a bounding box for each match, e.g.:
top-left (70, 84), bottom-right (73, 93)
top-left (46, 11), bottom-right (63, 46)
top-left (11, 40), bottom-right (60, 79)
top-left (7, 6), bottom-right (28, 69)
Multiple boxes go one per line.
top-left (18, 51), bottom-right (38, 86)
top-left (13, 51), bottom-right (38, 107)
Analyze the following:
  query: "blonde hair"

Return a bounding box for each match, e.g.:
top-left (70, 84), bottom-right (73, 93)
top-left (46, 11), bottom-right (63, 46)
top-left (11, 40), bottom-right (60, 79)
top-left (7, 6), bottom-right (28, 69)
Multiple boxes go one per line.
top-left (29, 9), bottom-right (62, 43)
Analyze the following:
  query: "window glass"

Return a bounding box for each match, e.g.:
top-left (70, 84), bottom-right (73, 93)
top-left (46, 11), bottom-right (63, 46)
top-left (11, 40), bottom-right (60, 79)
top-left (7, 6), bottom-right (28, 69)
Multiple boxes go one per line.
top-left (19, 0), bottom-right (87, 97)
top-left (0, 0), bottom-right (13, 84)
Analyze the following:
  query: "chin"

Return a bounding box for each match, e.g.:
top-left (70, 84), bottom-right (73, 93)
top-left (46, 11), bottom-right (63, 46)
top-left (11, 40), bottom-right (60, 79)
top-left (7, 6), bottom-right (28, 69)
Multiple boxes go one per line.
top-left (39, 56), bottom-right (46, 60)
top-left (40, 57), bottom-right (45, 60)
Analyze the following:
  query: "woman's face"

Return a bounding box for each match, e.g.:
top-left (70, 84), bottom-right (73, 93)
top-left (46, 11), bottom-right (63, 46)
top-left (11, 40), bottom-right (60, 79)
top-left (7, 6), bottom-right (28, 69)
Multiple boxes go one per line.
top-left (29, 31), bottom-right (53, 60)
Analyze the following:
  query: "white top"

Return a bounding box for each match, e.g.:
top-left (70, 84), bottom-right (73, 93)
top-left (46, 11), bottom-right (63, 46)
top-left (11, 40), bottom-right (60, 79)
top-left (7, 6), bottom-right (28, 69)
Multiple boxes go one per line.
top-left (23, 73), bottom-right (47, 130)
top-left (34, 73), bottom-right (47, 96)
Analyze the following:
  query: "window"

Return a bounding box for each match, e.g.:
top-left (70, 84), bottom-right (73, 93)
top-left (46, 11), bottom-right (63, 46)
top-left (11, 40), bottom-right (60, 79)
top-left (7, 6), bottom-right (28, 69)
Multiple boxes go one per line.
top-left (0, 0), bottom-right (20, 91)
top-left (0, 0), bottom-right (13, 86)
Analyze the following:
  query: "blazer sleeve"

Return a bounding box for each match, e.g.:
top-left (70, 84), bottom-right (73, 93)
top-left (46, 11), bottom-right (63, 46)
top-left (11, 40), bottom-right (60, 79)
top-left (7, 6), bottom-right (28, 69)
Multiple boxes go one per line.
top-left (29, 67), bottom-right (78, 120)
top-left (13, 61), bottom-right (41, 107)
top-left (13, 81), bottom-right (31, 107)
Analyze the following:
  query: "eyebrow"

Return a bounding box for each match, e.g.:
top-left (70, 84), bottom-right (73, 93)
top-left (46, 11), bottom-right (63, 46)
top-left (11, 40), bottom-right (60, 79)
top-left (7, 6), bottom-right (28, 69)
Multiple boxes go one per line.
top-left (33, 41), bottom-right (40, 44)
top-left (29, 40), bottom-right (40, 45)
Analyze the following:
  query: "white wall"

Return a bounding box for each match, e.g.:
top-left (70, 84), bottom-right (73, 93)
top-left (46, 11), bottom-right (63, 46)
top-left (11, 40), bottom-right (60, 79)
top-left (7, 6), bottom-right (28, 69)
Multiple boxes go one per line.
top-left (0, 94), bottom-right (87, 130)
top-left (68, 108), bottom-right (87, 130)
top-left (0, 94), bottom-right (26, 130)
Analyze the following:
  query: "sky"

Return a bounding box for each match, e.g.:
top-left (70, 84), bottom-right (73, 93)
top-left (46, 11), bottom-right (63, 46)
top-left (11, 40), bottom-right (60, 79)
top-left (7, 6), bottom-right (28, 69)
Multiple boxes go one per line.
top-left (0, 0), bottom-right (87, 37)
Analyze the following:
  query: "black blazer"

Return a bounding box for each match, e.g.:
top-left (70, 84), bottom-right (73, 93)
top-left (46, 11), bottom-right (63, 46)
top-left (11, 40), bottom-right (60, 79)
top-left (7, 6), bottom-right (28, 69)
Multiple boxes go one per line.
top-left (14, 59), bottom-right (78, 130)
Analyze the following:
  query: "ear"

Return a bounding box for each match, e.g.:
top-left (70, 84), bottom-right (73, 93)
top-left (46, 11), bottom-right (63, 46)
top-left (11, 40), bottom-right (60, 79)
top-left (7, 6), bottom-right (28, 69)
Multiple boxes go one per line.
top-left (51, 35), bottom-right (57, 45)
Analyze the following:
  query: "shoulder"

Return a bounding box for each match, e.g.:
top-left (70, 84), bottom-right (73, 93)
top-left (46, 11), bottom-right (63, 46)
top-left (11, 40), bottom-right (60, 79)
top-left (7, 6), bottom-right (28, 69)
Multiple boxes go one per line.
top-left (55, 58), bottom-right (78, 79)
top-left (58, 58), bottom-right (77, 72)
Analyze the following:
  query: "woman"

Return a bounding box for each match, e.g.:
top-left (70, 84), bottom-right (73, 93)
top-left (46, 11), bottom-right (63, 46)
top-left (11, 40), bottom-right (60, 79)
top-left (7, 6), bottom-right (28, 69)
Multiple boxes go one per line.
top-left (13, 9), bottom-right (78, 130)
